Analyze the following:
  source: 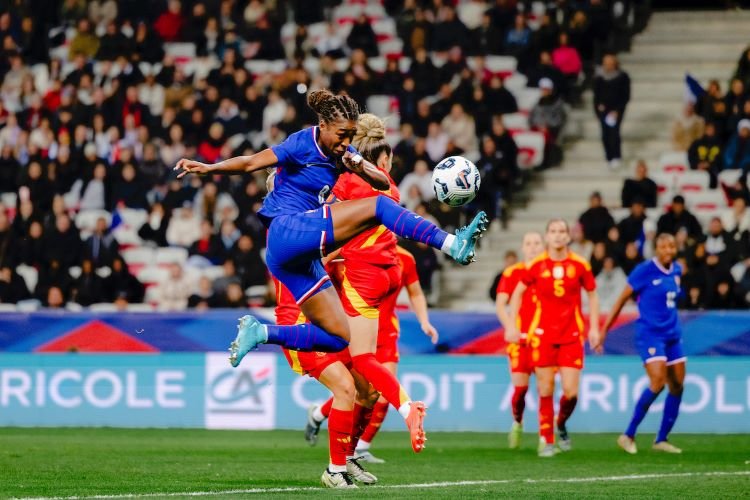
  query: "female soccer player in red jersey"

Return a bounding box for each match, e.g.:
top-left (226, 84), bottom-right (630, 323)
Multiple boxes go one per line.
top-left (309, 244), bottom-right (438, 464)
top-left (506, 219), bottom-right (601, 457)
top-left (496, 232), bottom-right (544, 449)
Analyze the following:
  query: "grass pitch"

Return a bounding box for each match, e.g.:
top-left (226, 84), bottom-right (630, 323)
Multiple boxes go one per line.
top-left (0, 428), bottom-right (748, 499)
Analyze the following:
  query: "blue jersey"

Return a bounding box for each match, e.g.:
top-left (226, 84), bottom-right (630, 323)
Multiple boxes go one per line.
top-left (627, 259), bottom-right (683, 339)
top-left (259, 127), bottom-right (354, 225)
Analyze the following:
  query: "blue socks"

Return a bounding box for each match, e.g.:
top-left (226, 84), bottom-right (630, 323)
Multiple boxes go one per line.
top-left (657, 392), bottom-right (682, 443)
top-left (625, 388), bottom-right (660, 438)
top-left (266, 324), bottom-right (349, 352)
top-left (375, 196), bottom-right (448, 249)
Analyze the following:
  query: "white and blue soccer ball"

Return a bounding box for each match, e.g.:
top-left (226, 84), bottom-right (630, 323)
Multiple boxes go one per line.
top-left (432, 155), bottom-right (481, 207)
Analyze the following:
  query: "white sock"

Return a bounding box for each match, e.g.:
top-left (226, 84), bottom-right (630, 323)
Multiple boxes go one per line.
top-left (398, 401), bottom-right (412, 419)
top-left (440, 234), bottom-right (456, 254)
top-left (329, 463), bottom-right (347, 473)
top-left (355, 439), bottom-right (371, 452)
top-left (312, 405), bottom-right (326, 423)
top-left (346, 455), bottom-right (354, 460)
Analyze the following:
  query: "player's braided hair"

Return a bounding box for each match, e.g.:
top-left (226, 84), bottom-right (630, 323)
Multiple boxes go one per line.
top-left (307, 89), bottom-right (360, 124)
top-left (352, 113), bottom-right (391, 164)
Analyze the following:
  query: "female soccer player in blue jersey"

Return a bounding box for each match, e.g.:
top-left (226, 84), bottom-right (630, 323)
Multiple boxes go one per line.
top-left (174, 88), bottom-right (486, 371)
top-left (597, 233), bottom-right (685, 454)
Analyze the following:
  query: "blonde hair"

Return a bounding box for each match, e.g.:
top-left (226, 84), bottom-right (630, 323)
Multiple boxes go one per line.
top-left (352, 113), bottom-right (391, 164)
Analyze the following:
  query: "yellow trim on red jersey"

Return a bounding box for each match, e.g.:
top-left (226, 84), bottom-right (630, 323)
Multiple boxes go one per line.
top-left (288, 350), bottom-right (303, 375)
top-left (341, 269), bottom-right (380, 319)
top-left (502, 261), bottom-right (525, 278)
top-left (525, 300), bottom-right (543, 335)
top-left (567, 251), bottom-right (593, 271)
top-left (574, 306), bottom-right (585, 334)
top-left (361, 224), bottom-right (388, 248)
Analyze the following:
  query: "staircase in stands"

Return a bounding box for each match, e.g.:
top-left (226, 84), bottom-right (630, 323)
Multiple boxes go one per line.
top-left (442, 9), bottom-right (750, 310)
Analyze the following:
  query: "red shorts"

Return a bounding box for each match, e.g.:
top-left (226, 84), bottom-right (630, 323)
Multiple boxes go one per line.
top-left (330, 261), bottom-right (401, 319)
top-left (529, 335), bottom-right (584, 369)
top-left (506, 341), bottom-right (533, 374)
top-left (282, 348), bottom-right (352, 380)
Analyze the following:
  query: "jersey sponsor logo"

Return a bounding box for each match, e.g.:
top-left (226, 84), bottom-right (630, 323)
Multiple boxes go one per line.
top-left (652, 279), bottom-right (663, 285)
top-left (648, 347), bottom-right (656, 355)
top-left (553, 266), bottom-right (564, 279)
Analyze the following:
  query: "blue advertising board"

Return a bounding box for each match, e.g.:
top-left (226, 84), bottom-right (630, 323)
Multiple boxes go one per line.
top-left (0, 354), bottom-right (748, 433)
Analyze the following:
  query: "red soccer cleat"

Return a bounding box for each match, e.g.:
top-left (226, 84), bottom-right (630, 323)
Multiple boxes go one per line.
top-left (405, 401), bottom-right (427, 453)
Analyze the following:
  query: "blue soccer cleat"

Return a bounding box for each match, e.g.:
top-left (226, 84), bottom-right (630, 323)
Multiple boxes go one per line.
top-left (228, 315), bottom-right (268, 367)
top-left (449, 211), bottom-right (489, 265)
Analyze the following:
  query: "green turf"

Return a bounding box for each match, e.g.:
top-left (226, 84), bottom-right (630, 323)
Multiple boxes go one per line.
top-left (0, 428), bottom-right (748, 499)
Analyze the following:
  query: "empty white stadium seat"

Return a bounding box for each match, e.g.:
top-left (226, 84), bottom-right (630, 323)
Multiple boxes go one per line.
top-left (503, 72), bottom-right (528, 93)
top-left (137, 266), bottom-right (170, 285)
top-left (484, 55), bottom-right (517, 74)
top-left (684, 190), bottom-right (727, 211)
top-left (75, 209), bottom-right (111, 232)
top-left (502, 112), bottom-right (529, 132)
top-left (512, 131), bottom-right (545, 169)
top-left (718, 169), bottom-right (744, 186)
top-left (15, 265), bottom-right (38, 293)
top-left (121, 247), bottom-right (156, 266)
top-left (675, 170), bottom-right (711, 192)
top-left (155, 247), bottom-right (189, 265)
top-left (658, 151), bottom-right (689, 173)
top-left (164, 42), bottom-right (196, 60)
top-left (515, 87), bottom-right (542, 112)
top-left (1, 192), bottom-right (17, 208)
top-left (89, 303), bottom-right (118, 312)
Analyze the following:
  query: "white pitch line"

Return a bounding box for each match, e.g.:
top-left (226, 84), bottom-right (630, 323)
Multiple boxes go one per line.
top-left (14, 470), bottom-right (750, 499)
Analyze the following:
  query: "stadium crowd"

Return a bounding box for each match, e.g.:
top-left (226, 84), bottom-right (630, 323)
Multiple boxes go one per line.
top-left (0, 0), bottom-right (645, 310)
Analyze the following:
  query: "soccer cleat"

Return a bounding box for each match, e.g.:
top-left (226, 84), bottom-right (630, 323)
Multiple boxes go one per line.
top-left (346, 457), bottom-right (378, 484)
top-left (449, 211), bottom-right (489, 265)
top-left (405, 401), bottom-right (427, 453)
top-left (304, 405), bottom-right (322, 447)
top-left (354, 450), bottom-right (386, 464)
top-left (508, 421), bottom-right (523, 449)
top-left (617, 434), bottom-right (638, 455)
top-left (321, 469), bottom-right (358, 489)
top-left (228, 315), bottom-right (268, 367)
top-left (557, 427), bottom-right (572, 452)
top-left (652, 441), bottom-right (682, 454)
top-left (538, 443), bottom-right (558, 458)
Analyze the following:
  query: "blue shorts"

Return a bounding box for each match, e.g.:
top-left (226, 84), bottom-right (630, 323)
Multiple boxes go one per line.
top-left (265, 205), bottom-right (336, 304)
top-left (635, 333), bottom-right (686, 365)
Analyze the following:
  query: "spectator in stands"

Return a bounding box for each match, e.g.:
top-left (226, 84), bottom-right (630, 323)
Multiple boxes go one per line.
top-left (441, 103), bottom-right (477, 156)
top-left (704, 217), bottom-right (737, 271)
top-left (473, 12), bottom-right (503, 56)
top-left (527, 51), bottom-right (567, 98)
top-left (68, 18), bottom-right (99, 60)
top-left (70, 259), bottom-right (105, 307)
top-left (671, 103), bottom-right (705, 152)
top-left (722, 196), bottom-right (750, 234)
top-left (551, 32), bottom-right (582, 102)
top-left (688, 122), bottom-right (723, 188)
top-left (214, 282), bottom-right (247, 308)
top-left (83, 217), bottom-right (118, 269)
top-left (138, 202), bottom-right (170, 247)
top-left (697, 80), bottom-right (728, 135)
top-left (45, 285), bottom-right (67, 309)
top-left (104, 256), bottom-right (144, 303)
top-left (156, 263), bottom-right (192, 311)
top-left (166, 202), bottom-right (201, 248)
top-left (433, 6), bottom-right (470, 53)
top-left (188, 276), bottom-right (217, 310)
top-left (347, 14), bottom-right (379, 57)
top-left (154, 0), bottom-right (184, 43)
top-left (595, 256), bottom-right (628, 313)
top-left (579, 191), bottom-right (615, 243)
top-left (724, 119), bottom-right (750, 173)
top-left (45, 213), bottom-right (81, 270)
top-left (485, 75), bottom-right (519, 115)
top-left (706, 274), bottom-right (743, 309)
top-left (0, 259), bottom-right (29, 302)
top-left (489, 249), bottom-right (519, 302)
top-left (232, 234), bottom-right (266, 289)
top-left (401, 240), bottom-right (440, 299)
top-left (212, 258), bottom-right (241, 296)
top-left (399, 159), bottom-right (435, 203)
top-left (617, 199), bottom-right (647, 245)
top-left (569, 222), bottom-right (593, 260)
top-left (504, 14), bottom-right (531, 71)
top-left (593, 54), bottom-right (630, 169)
top-left (188, 219), bottom-right (223, 265)
top-left (657, 195), bottom-right (703, 242)
top-left (589, 241), bottom-right (607, 276)
top-left (529, 78), bottom-right (566, 167)
top-left (621, 159), bottom-right (657, 208)
top-left (620, 241), bottom-right (644, 275)
top-left (476, 135), bottom-right (515, 226)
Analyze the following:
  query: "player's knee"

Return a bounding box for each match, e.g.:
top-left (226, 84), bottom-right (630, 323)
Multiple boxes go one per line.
top-left (649, 377), bottom-right (666, 393)
top-left (563, 388), bottom-right (578, 399)
top-left (332, 381), bottom-right (356, 406)
top-left (669, 381), bottom-right (684, 395)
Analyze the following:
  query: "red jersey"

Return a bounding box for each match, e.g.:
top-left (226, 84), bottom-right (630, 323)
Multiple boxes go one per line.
top-left (496, 262), bottom-right (538, 340)
top-left (332, 170), bottom-right (400, 266)
top-left (273, 276), bottom-right (306, 326)
top-left (521, 251), bottom-right (595, 345)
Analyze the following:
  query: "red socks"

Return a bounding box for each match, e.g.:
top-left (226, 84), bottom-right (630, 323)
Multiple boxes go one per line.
top-left (539, 395), bottom-right (554, 444)
top-left (347, 403), bottom-right (372, 456)
top-left (511, 386), bottom-right (528, 424)
top-left (320, 397), bottom-right (333, 419)
top-left (351, 353), bottom-right (409, 409)
top-left (328, 408), bottom-right (354, 470)
top-left (360, 400), bottom-right (389, 444)
top-left (557, 395), bottom-right (578, 430)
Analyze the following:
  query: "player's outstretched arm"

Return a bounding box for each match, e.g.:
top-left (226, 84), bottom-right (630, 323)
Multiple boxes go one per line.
top-left (599, 284), bottom-right (634, 346)
top-left (505, 283), bottom-right (526, 343)
top-left (342, 150), bottom-right (390, 190)
top-left (406, 281), bottom-right (438, 344)
top-left (587, 290), bottom-right (602, 353)
top-left (174, 149), bottom-right (279, 178)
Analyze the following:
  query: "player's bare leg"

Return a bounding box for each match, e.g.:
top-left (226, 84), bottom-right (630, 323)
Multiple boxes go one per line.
top-left (509, 371), bottom-right (530, 449)
top-left (556, 367), bottom-right (580, 452)
top-left (653, 361), bottom-right (685, 454)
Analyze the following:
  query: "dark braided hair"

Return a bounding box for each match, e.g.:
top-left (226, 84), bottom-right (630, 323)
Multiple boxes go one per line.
top-left (307, 89), bottom-right (360, 123)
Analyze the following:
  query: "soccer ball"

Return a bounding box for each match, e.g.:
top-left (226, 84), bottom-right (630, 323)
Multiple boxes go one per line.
top-left (432, 156), bottom-right (481, 207)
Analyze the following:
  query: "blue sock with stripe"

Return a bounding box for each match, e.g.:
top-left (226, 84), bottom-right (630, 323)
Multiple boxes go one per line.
top-left (656, 392), bottom-right (682, 442)
top-left (375, 196), bottom-right (448, 249)
top-left (266, 324), bottom-right (349, 352)
top-left (625, 388), bottom-right (660, 438)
